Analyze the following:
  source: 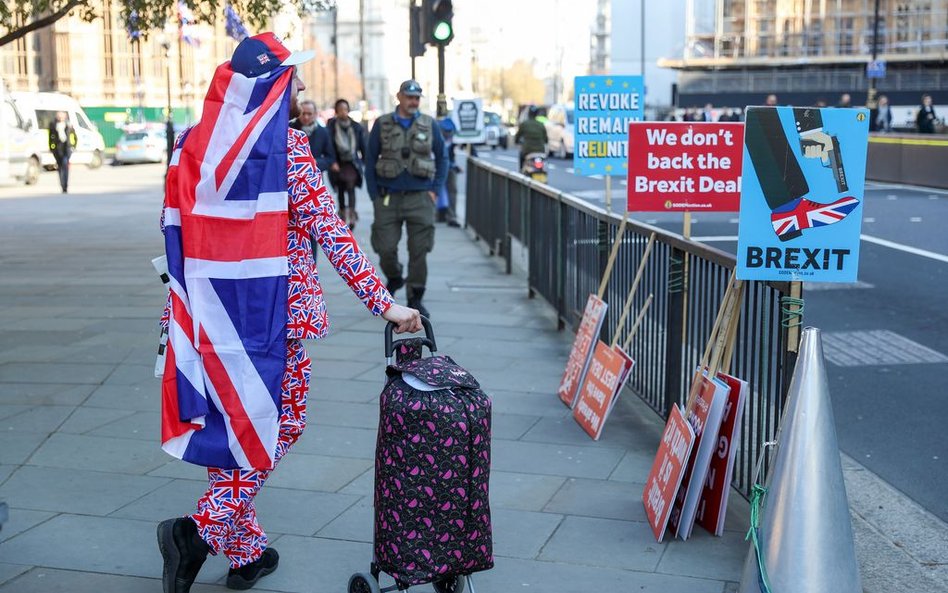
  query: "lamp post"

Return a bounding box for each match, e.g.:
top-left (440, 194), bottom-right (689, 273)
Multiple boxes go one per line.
top-left (867, 0), bottom-right (881, 109)
top-left (161, 39), bottom-right (174, 165)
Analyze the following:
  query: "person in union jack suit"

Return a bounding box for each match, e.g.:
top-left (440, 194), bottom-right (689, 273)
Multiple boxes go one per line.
top-left (155, 33), bottom-right (421, 593)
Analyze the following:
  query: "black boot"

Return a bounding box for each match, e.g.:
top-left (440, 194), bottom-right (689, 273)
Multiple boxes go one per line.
top-left (407, 287), bottom-right (430, 319)
top-left (386, 275), bottom-right (405, 294)
top-left (226, 547), bottom-right (279, 590)
top-left (157, 517), bottom-right (210, 593)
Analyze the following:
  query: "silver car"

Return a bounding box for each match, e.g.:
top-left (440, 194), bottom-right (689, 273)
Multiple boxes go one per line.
top-left (114, 129), bottom-right (166, 164)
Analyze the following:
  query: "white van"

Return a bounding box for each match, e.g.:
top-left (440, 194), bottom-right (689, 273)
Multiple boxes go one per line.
top-left (12, 92), bottom-right (106, 170)
top-left (0, 83), bottom-right (41, 185)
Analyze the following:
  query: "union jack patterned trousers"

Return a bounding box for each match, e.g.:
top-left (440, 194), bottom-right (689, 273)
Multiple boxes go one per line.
top-left (189, 340), bottom-right (311, 568)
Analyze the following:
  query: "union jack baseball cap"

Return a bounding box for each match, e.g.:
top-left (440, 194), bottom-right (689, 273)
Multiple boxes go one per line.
top-left (230, 32), bottom-right (314, 78)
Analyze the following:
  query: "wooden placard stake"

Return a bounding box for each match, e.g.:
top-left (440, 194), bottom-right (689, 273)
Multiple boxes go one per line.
top-left (597, 213), bottom-right (630, 299)
top-left (623, 294), bottom-right (654, 351)
top-left (609, 233), bottom-right (657, 347)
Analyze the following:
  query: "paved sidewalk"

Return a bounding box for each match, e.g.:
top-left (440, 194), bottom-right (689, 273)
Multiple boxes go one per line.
top-left (0, 165), bottom-right (750, 592)
top-left (3, 161), bottom-right (945, 593)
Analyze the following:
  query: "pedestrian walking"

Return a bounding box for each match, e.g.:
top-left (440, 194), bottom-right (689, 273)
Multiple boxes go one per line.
top-left (437, 117), bottom-right (461, 227)
top-left (290, 99), bottom-right (336, 174)
top-left (364, 79), bottom-right (448, 319)
top-left (48, 111), bottom-right (76, 193)
top-left (326, 98), bottom-right (368, 230)
top-left (155, 33), bottom-right (421, 593)
top-left (871, 95), bottom-right (893, 132)
top-left (916, 94), bottom-right (938, 134)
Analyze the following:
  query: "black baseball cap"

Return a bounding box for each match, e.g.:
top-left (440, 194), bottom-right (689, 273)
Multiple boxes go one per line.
top-left (399, 80), bottom-right (423, 97)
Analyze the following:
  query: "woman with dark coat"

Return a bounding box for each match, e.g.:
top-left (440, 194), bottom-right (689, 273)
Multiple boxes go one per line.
top-left (326, 99), bottom-right (368, 229)
top-left (48, 111), bottom-right (77, 193)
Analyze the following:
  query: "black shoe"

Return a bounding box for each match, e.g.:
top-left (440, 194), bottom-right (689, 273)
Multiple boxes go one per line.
top-left (386, 276), bottom-right (405, 294)
top-left (226, 548), bottom-right (279, 590)
top-left (157, 518), bottom-right (210, 593)
top-left (407, 288), bottom-right (430, 319)
top-left (447, 219), bottom-right (461, 228)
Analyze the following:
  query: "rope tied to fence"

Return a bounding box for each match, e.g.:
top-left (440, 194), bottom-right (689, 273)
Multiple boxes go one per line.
top-left (668, 253), bottom-right (684, 293)
top-left (746, 483), bottom-right (774, 593)
top-left (780, 296), bottom-right (805, 328)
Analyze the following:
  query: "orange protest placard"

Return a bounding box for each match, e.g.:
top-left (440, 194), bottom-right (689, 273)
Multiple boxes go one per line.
top-left (557, 295), bottom-right (608, 408)
top-left (573, 341), bottom-right (634, 440)
top-left (643, 405), bottom-right (695, 542)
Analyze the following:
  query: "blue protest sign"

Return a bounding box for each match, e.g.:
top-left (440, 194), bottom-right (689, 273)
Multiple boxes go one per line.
top-left (736, 107), bottom-right (869, 283)
top-left (574, 75), bottom-right (644, 177)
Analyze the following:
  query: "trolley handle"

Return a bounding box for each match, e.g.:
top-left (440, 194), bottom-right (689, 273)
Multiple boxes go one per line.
top-left (384, 315), bottom-right (436, 360)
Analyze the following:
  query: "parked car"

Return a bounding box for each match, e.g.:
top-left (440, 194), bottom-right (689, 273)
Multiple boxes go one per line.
top-left (483, 111), bottom-right (510, 150)
top-left (0, 87), bottom-right (41, 185)
top-left (545, 103), bottom-right (574, 159)
top-left (11, 91), bottom-right (106, 170)
top-left (114, 129), bottom-right (167, 164)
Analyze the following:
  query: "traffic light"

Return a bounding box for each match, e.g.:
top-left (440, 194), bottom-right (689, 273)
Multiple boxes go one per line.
top-left (409, 3), bottom-right (427, 57)
top-left (425, 0), bottom-right (453, 46)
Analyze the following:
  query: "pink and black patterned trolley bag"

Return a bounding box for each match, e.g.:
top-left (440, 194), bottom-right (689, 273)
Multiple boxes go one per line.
top-left (348, 319), bottom-right (493, 593)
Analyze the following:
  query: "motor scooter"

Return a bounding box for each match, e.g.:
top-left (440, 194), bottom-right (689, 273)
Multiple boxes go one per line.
top-left (520, 152), bottom-right (548, 184)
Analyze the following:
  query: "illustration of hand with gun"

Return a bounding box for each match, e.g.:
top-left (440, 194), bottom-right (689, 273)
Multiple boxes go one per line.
top-left (799, 128), bottom-right (848, 193)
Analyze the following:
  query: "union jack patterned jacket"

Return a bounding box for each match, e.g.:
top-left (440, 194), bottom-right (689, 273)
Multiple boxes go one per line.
top-left (161, 127), bottom-right (393, 339)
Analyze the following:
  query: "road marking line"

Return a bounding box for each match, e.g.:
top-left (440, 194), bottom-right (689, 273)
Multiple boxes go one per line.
top-left (866, 182), bottom-right (948, 195)
top-left (565, 168), bottom-right (575, 174)
top-left (728, 218), bottom-right (739, 224)
top-left (495, 155), bottom-right (518, 164)
top-left (692, 235), bottom-right (737, 242)
top-left (864, 217), bottom-right (876, 223)
top-left (910, 217), bottom-right (923, 222)
top-left (930, 195), bottom-right (940, 200)
top-left (861, 234), bottom-right (948, 263)
top-left (887, 194), bottom-right (898, 200)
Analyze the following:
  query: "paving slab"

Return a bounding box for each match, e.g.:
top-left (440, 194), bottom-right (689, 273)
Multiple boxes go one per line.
top-left (264, 453), bottom-right (372, 493)
top-left (0, 432), bottom-right (48, 465)
top-left (476, 556), bottom-right (727, 593)
top-left (0, 568), bottom-right (283, 593)
top-left (0, 564), bottom-right (30, 588)
top-left (26, 432), bottom-right (169, 474)
top-left (0, 383), bottom-right (95, 406)
top-left (538, 515), bottom-right (664, 572)
top-left (0, 466), bottom-right (168, 516)
top-left (0, 361), bottom-right (115, 385)
top-left (657, 528), bottom-right (748, 581)
top-left (488, 470), bottom-right (567, 512)
top-left (491, 508), bottom-right (563, 559)
top-left (0, 405), bottom-right (76, 434)
top-left (82, 383), bottom-right (158, 412)
top-left (0, 509), bottom-right (57, 543)
top-left (491, 438), bottom-right (625, 480)
top-left (544, 477), bottom-right (648, 522)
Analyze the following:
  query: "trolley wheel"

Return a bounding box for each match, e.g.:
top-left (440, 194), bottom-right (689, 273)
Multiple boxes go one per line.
top-left (348, 572), bottom-right (381, 593)
top-left (432, 575), bottom-right (466, 593)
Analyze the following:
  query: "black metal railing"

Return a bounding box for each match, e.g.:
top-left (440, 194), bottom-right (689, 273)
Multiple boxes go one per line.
top-left (465, 158), bottom-right (798, 500)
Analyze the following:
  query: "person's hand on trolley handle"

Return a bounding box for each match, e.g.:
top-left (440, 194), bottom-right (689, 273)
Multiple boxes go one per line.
top-left (383, 303), bottom-right (423, 334)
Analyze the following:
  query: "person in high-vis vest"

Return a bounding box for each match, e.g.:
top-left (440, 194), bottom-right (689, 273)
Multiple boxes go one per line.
top-left (365, 79), bottom-right (448, 319)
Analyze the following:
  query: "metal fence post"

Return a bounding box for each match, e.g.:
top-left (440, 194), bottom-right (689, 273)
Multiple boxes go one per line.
top-left (663, 245), bottom-right (686, 417)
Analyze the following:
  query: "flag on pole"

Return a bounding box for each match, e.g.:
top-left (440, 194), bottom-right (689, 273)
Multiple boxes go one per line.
top-left (178, 1), bottom-right (201, 47)
top-left (126, 10), bottom-right (142, 41)
top-left (160, 56), bottom-right (295, 469)
top-left (225, 4), bottom-right (250, 41)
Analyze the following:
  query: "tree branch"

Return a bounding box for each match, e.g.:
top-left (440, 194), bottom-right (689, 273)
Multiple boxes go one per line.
top-left (0, 0), bottom-right (86, 48)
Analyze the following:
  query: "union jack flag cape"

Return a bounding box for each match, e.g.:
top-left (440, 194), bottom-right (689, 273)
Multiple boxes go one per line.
top-left (160, 59), bottom-right (294, 470)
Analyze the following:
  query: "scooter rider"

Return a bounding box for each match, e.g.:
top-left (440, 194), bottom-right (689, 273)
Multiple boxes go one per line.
top-left (515, 105), bottom-right (547, 171)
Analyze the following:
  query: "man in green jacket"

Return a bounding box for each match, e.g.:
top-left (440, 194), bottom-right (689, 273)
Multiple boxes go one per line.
top-left (515, 106), bottom-right (548, 170)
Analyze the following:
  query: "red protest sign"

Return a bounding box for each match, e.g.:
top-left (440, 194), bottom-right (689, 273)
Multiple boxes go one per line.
top-left (643, 405), bottom-right (695, 542)
top-left (558, 295), bottom-right (608, 408)
top-left (668, 373), bottom-right (729, 539)
top-left (696, 372), bottom-right (748, 536)
top-left (627, 122), bottom-right (744, 212)
top-left (573, 341), bottom-right (634, 440)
